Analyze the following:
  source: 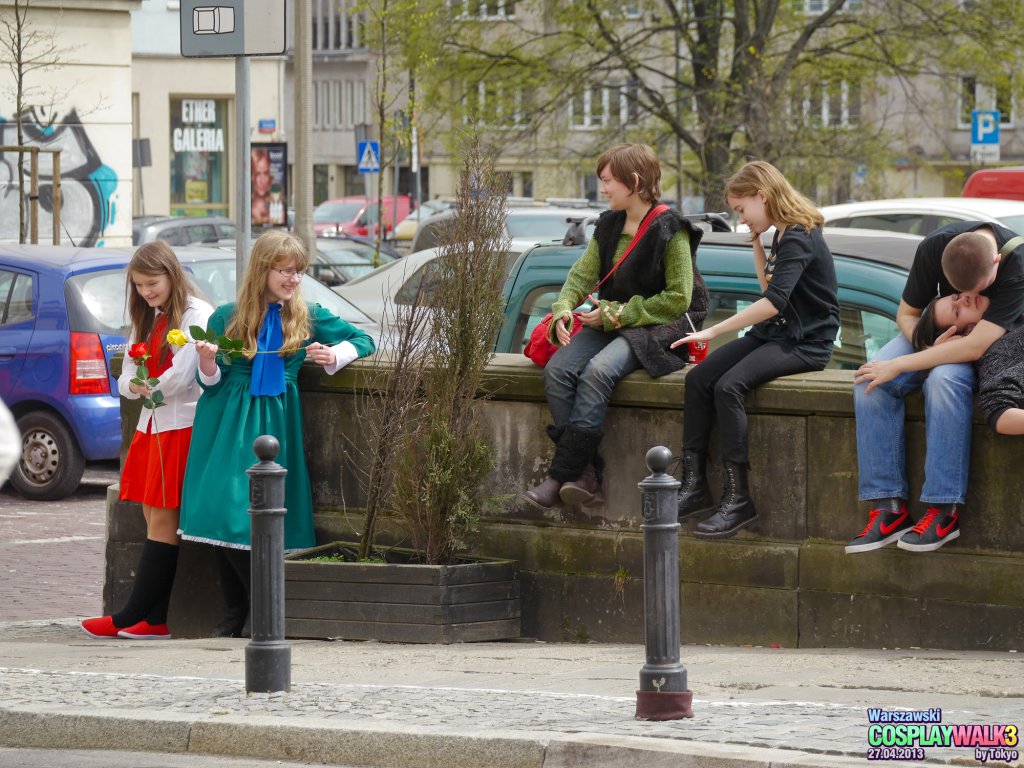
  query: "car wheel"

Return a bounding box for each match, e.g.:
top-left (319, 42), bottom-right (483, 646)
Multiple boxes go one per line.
top-left (10, 411), bottom-right (86, 501)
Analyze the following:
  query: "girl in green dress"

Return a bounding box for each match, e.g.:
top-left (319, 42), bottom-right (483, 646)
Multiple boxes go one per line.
top-left (178, 229), bottom-right (376, 636)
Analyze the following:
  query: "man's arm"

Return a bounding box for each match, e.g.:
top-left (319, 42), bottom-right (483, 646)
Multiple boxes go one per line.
top-left (856, 319), bottom-right (1006, 392)
top-left (896, 299), bottom-right (922, 343)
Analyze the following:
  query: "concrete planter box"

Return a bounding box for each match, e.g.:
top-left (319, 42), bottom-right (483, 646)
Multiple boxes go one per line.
top-left (284, 541), bottom-right (522, 643)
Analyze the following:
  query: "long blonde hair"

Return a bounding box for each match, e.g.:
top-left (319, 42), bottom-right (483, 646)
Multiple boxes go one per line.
top-left (126, 241), bottom-right (196, 367)
top-left (226, 230), bottom-right (311, 358)
top-left (724, 161), bottom-right (823, 239)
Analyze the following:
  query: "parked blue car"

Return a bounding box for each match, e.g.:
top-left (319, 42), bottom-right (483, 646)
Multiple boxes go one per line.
top-left (0, 243), bottom-right (380, 501)
top-left (0, 246), bottom-right (131, 499)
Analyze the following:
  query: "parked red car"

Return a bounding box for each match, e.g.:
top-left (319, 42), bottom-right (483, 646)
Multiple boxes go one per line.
top-left (313, 195), bottom-right (414, 238)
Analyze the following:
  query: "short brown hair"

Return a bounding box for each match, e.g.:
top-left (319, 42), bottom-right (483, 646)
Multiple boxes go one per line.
top-left (941, 232), bottom-right (996, 292)
top-left (596, 144), bottom-right (661, 203)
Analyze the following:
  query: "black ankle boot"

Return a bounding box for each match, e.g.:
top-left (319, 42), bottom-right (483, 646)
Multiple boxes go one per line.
top-left (695, 461), bottom-right (758, 539)
top-left (211, 605), bottom-right (248, 638)
top-left (677, 450), bottom-right (715, 521)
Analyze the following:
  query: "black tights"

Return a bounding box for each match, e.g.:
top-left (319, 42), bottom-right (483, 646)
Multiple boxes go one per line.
top-left (683, 335), bottom-right (817, 465)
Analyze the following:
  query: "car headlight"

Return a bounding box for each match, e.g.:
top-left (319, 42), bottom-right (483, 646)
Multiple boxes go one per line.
top-left (321, 225), bottom-right (337, 237)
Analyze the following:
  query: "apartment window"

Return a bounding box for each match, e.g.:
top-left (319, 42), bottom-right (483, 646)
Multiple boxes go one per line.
top-left (463, 82), bottom-right (527, 128)
top-left (450, 0), bottom-right (517, 18)
top-left (790, 80), bottom-right (859, 127)
top-left (570, 84), bottom-right (640, 130)
top-left (959, 77), bottom-right (1014, 128)
top-left (312, 0), bottom-right (364, 51)
top-left (797, 0), bottom-right (861, 12)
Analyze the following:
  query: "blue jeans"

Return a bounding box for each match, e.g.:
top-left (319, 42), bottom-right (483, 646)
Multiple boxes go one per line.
top-left (854, 334), bottom-right (974, 504)
top-left (544, 327), bottom-right (640, 431)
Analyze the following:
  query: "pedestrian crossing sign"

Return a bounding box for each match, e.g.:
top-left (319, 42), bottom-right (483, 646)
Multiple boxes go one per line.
top-left (357, 141), bottom-right (380, 173)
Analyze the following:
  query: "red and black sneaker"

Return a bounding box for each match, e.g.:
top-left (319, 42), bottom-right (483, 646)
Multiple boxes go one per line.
top-left (897, 507), bottom-right (960, 552)
top-left (844, 502), bottom-right (913, 554)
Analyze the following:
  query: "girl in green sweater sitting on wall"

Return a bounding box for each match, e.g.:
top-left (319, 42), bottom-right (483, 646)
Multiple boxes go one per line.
top-left (521, 143), bottom-right (707, 511)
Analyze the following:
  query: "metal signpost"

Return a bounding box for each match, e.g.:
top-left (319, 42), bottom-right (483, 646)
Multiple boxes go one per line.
top-left (971, 110), bottom-right (1001, 166)
top-left (180, 2), bottom-right (291, 694)
top-left (180, 0), bottom-right (287, 291)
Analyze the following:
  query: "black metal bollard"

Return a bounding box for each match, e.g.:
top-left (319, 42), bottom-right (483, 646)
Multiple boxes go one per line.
top-left (245, 435), bottom-right (291, 693)
top-left (635, 445), bottom-right (694, 720)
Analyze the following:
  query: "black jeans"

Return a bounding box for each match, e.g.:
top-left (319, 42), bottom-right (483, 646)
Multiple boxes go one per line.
top-left (683, 334), bottom-right (817, 464)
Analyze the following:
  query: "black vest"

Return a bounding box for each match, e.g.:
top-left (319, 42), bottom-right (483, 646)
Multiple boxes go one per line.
top-left (591, 206), bottom-right (709, 378)
top-left (594, 208), bottom-right (703, 303)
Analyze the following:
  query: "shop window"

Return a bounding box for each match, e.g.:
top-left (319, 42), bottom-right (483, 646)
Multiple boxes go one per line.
top-left (169, 97), bottom-right (228, 216)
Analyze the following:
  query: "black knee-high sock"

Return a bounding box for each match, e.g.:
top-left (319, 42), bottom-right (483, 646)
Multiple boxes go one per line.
top-left (112, 540), bottom-right (180, 628)
top-left (217, 546), bottom-right (251, 614)
top-left (144, 544), bottom-right (180, 626)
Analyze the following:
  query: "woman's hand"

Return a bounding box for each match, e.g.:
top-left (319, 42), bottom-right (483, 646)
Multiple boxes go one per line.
top-left (554, 315), bottom-right (575, 345)
top-left (854, 358), bottom-right (905, 393)
top-left (307, 342), bottom-right (336, 367)
top-left (196, 340), bottom-right (219, 376)
top-left (129, 380), bottom-right (152, 398)
top-left (933, 326), bottom-right (959, 346)
top-left (578, 308), bottom-right (602, 329)
top-left (669, 328), bottom-right (715, 349)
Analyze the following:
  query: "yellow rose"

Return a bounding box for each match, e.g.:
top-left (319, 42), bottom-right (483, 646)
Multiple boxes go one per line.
top-left (166, 328), bottom-right (189, 348)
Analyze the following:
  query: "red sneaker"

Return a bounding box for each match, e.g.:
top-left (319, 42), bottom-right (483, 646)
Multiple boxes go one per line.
top-left (81, 616), bottom-right (121, 638)
top-left (117, 620), bottom-right (172, 640)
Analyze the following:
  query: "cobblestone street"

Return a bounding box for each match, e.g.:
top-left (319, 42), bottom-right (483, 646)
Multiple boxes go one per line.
top-left (0, 470), bottom-right (115, 622)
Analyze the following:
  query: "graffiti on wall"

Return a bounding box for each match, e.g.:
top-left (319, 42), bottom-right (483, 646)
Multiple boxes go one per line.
top-left (0, 108), bottom-right (119, 246)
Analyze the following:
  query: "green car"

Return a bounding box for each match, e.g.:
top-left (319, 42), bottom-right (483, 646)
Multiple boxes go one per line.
top-left (497, 229), bottom-right (920, 371)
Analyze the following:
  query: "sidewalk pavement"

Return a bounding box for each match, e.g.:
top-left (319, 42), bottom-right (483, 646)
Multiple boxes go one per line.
top-left (1, 619), bottom-right (1021, 768)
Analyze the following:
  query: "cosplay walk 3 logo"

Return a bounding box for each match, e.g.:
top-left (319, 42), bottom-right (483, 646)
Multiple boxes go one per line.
top-left (864, 708), bottom-right (1020, 763)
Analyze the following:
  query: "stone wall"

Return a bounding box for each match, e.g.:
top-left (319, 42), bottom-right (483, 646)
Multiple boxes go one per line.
top-left (106, 354), bottom-right (1024, 648)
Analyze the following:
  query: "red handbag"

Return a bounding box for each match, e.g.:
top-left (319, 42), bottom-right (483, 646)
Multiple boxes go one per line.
top-left (524, 204), bottom-right (669, 366)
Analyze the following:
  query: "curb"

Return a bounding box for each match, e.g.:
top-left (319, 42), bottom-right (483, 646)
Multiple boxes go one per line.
top-left (0, 708), bottom-right (875, 768)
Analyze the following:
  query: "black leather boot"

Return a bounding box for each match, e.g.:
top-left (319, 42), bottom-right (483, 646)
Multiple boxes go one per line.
top-left (695, 461), bottom-right (758, 539)
top-left (677, 450), bottom-right (715, 521)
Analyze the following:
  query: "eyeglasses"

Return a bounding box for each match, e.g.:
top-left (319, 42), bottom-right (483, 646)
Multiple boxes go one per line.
top-left (272, 267), bottom-right (304, 280)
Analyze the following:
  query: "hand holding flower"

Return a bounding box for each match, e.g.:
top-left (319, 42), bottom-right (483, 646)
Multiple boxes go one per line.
top-left (306, 342), bottom-right (336, 367)
top-left (128, 343), bottom-right (165, 410)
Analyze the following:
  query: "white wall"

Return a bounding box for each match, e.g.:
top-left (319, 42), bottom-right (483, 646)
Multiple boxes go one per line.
top-left (0, 0), bottom-right (138, 246)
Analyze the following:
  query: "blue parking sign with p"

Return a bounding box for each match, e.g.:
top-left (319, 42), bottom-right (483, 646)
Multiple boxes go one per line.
top-left (972, 110), bottom-right (1000, 145)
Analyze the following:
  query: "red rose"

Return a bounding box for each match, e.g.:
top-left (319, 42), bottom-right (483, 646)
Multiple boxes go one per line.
top-left (129, 342), bottom-right (149, 361)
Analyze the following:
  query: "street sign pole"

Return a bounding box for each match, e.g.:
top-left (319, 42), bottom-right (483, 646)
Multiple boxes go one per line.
top-left (235, 57), bottom-right (251, 294)
top-left (181, 0), bottom-right (286, 293)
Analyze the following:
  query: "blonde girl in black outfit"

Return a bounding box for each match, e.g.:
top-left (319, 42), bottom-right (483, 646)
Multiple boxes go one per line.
top-left (671, 161), bottom-right (840, 539)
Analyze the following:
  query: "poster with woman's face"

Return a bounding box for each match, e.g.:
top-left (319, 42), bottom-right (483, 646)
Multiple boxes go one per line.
top-left (251, 143), bottom-right (288, 227)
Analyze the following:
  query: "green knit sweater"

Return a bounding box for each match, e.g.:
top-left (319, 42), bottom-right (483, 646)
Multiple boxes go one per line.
top-left (551, 230), bottom-right (693, 334)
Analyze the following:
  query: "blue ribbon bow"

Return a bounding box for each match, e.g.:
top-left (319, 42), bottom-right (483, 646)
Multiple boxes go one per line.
top-left (251, 304), bottom-right (286, 397)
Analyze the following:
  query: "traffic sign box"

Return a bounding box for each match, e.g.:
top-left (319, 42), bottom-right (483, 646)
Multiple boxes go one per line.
top-left (180, 0), bottom-right (286, 57)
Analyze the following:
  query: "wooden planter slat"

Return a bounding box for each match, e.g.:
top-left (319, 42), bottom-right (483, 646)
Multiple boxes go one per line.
top-left (286, 616), bottom-right (524, 643)
top-left (283, 541), bottom-right (522, 643)
top-left (286, 597), bottom-right (521, 625)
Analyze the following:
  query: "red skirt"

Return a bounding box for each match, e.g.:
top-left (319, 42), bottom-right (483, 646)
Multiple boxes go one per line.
top-left (119, 426), bottom-right (193, 508)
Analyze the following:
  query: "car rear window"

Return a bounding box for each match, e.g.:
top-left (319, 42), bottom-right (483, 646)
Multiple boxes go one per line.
top-left (506, 213), bottom-right (581, 239)
top-left (314, 203), bottom-right (364, 223)
top-left (65, 269), bottom-right (130, 334)
top-left (997, 215), bottom-right (1024, 233)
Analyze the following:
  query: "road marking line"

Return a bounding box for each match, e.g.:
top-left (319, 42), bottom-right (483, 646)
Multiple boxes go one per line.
top-left (5, 536), bottom-right (104, 545)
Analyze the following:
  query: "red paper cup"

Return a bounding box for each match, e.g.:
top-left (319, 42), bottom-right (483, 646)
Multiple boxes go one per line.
top-left (688, 341), bottom-right (708, 365)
